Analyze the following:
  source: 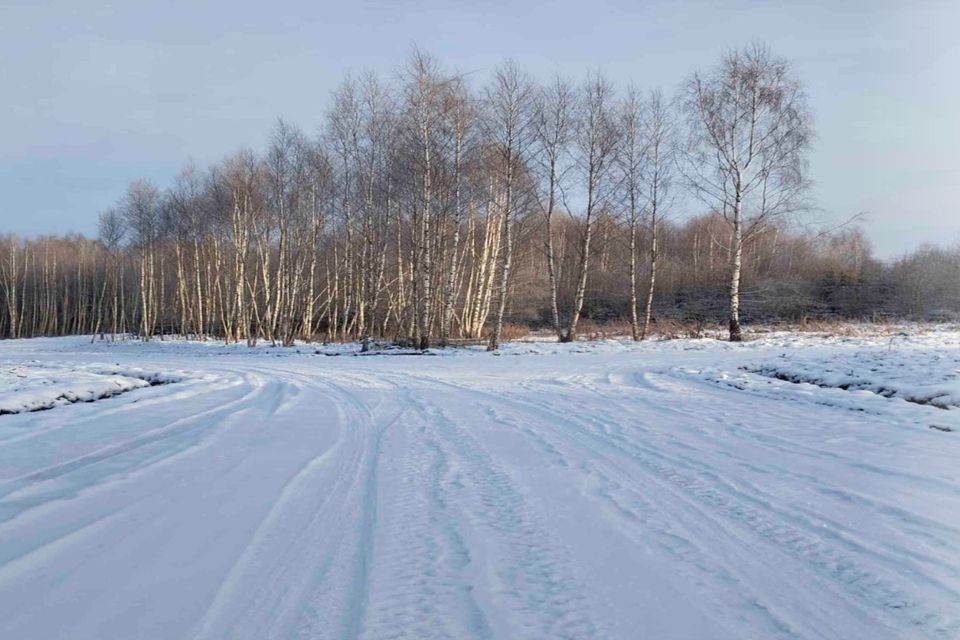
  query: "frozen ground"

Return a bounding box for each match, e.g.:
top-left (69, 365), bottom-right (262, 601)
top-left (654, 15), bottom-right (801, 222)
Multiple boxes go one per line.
top-left (0, 328), bottom-right (958, 639)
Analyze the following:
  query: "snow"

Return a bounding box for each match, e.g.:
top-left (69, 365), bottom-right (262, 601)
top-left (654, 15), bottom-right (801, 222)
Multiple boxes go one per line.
top-left (754, 346), bottom-right (960, 409)
top-left (0, 363), bottom-right (183, 415)
top-left (0, 329), bottom-right (958, 639)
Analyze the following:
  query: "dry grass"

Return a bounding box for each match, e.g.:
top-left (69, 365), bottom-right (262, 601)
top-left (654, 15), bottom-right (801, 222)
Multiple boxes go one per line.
top-left (559, 319), bottom-right (725, 341)
top-left (497, 323), bottom-right (530, 342)
top-left (647, 319), bottom-right (724, 340)
top-left (485, 318), bottom-right (957, 345)
top-left (749, 319), bottom-right (905, 338)
top-left (575, 319), bottom-right (632, 340)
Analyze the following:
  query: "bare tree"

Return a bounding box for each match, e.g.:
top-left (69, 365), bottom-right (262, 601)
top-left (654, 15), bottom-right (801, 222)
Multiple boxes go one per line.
top-left (97, 208), bottom-right (126, 339)
top-left (122, 180), bottom-right (162, 339)
top-left (533, 76), bottom-right (575, 340)
top-left (617, 86), bottom-right (647, 341)
top-left (0, 236), bottom-right (23, 339)
top-left (680, 43), bottom-right (813, 341)
top-left (401, 50), bottom-right (450, 349)
top-left (485, 61), bottom-right (535, 351)
top-left (639, 90), bottom-right (675, 340)
top-left (562, 74), bottom-right (619, 343)
top-left (439, 76), bottom-right (474, 345)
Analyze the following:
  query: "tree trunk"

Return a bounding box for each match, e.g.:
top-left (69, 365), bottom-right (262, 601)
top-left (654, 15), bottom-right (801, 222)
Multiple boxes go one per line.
top-left (545, 175), bottom-right (562, 340)
top-left (641, 210), bottom-right (657, 341)
top-left (629, 218), bottom-right (639, 341)
top-left (563, 213), bottom-right (593, 343)
top-left (729, 191), bottom-right (744, 342)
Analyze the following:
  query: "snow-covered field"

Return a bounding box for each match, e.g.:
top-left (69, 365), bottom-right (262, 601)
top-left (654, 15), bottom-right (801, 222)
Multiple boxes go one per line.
top-left (0, 328), bottom-right (958, 639)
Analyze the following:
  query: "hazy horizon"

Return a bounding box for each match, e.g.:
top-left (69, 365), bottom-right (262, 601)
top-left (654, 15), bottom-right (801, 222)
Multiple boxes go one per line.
top-left (3, 0), bottom-right (958, 258)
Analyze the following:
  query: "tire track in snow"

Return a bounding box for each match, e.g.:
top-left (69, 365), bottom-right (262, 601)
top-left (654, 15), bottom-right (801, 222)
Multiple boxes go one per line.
top-left (189, 366), bottom-right (403, 640)
top-left (399, 387), bottom-right (601, 640)
top-left (0, 373), bottom-right (222, 450)
top-left (542, 390), bottom-right (957, 637)
top-left (473, 396), bottom-right (797, 639)
top-left (583, 397), bottom-right (958, 637)
top-left (397, 368), bottom-right (959, 639)
top-left (0, 504), bottom-right (131, 586)
top-left (0, 372), bottom-right (264, 527)
top-left (626, 370), bottom-right (960, 563)
top-left (359, 397), bottom-right (492, 640)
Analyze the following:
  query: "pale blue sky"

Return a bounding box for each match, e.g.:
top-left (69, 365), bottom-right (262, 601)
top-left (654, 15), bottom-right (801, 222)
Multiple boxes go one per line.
top-left (2, 0), bottom-right (957, 257)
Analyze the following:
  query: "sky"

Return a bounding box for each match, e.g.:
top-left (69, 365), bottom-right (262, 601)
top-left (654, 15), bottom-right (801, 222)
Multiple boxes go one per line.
top-left (1, 0), bottom-right (958, 258)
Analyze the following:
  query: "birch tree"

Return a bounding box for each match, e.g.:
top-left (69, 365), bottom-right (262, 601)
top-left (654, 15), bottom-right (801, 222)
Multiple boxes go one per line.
top-left (122, 180), bottom-right (161, 339)
top-left (439, 76), bottom-right (474, 344)
top-left (485, 61), bottom-right (534, 351)
top-left (562, 74), bottom-right (618, 343)
top-left (0, 236), bottom-right (23, 339)
top-left (639, 90), bottom-right (675, 340)
top-left (533, 76), bottom-right (575, 340)
top-left (617, 87), bottom-right (646, 341)
top-left (97, 208), bottom-right (126, 339)
top-left (681, 43), bottom-right (812, 341)
top-left (402, 50), bottom-right (450, 349)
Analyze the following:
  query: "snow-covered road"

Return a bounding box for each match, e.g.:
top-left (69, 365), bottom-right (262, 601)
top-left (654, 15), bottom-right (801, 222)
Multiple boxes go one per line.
top-left (0, 333), bottom-right (958, 639)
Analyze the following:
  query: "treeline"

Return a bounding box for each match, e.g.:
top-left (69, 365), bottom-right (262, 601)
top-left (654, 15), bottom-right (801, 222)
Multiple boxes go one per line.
top-left (0, 47), bottom-right (955, 346)
top-left (2, 219), bottom-right (956, 343)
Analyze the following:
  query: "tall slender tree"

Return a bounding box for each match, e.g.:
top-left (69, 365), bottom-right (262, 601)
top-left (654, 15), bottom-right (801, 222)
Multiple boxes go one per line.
top-left (681, 43), bottom-right (813, 341)
top-left (533, 76), bottom-right (575, 340)
top-left (562, 74), bottom-right (619, 343)
top-left (485, 61), bottom-right (535, 351)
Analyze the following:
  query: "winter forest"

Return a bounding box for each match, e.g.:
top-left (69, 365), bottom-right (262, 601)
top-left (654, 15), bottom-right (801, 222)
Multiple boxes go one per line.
top-left (3, 45), bottom-right (955, 348)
